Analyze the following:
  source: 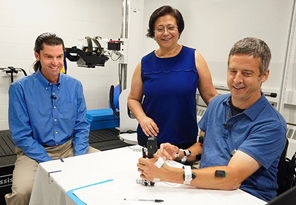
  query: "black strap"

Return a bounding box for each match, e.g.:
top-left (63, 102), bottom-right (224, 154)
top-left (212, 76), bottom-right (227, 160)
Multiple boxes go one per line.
top-left (84, 36), bottom-right (93, 55)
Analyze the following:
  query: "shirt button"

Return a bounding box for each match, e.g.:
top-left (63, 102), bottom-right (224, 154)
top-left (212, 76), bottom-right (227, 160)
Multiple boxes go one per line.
top-left (45, 87), bottom-right (48, 90)
top-left (54, 119), bottom-right (57, 122)
top-left (55, 131), bottom-right (58, 134)
top-left (53, 106), bottom-right (56, 109)
top-left (52, 92), bottom-right (55, 95)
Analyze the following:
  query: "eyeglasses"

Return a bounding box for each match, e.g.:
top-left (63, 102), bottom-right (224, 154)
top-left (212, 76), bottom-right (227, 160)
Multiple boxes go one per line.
top-left (155, 25), bottom-right (178, 33)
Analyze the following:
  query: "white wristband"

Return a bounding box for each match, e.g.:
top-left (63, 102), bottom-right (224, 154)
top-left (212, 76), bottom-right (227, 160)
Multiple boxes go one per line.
top-left (183, 165), bottom-right (192, 185)
top-left (179, 149), bottom-right (191, 163)
top-left (181, 156), bottom-right (187, 163)
top-left (184, 149), bottom-right (191, 156)
top-left (154, 157), bottom-right (165, 168)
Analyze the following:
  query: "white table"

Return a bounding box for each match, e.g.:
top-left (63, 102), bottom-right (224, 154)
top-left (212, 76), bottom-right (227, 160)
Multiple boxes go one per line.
top-left (29, 146), bottom-right (267, 205)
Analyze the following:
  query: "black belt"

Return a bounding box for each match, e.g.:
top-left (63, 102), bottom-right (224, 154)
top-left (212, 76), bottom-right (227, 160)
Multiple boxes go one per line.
top-left (41, 144), bottom-right (52, 148)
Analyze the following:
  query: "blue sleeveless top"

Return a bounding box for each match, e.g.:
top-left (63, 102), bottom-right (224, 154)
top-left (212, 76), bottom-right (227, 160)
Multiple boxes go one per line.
top-left (138, 46), bottom-right (199, 148)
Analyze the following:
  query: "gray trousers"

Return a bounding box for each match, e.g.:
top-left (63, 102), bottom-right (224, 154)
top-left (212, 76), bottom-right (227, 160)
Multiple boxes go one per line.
top-left (5, 140), bottom-right (98, 205)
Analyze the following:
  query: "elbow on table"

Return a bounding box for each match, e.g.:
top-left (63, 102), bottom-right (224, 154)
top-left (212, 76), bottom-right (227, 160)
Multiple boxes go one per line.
top-left (225, 179), bottom-right (241, 190)
top-left (219, 173), bottom-right (242, 190)
top-left (222, 166), bottom-right (245, 190)
top-left (227, 183), bottom-right (241, 190)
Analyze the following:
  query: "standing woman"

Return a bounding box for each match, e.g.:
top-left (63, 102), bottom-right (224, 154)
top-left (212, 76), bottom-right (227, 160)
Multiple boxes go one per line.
top-left (128, 5), bottom-right (217, 148)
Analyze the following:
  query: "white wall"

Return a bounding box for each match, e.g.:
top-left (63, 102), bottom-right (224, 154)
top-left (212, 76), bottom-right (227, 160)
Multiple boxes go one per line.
top-left (141, 0), bottom-right (293, 87)
top-left (0, 0), bottom-right (122, 130)
top-left (1, 0), bottom-right (296, 130)
top-left (141, 0), bottom-right (296, 124)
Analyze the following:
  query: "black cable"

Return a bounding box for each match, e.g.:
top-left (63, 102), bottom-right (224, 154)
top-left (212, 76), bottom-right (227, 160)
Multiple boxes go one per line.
top-left (20, 68), bottom-right (27, 76)
top-left (109, 85), bottom-right (120, 116)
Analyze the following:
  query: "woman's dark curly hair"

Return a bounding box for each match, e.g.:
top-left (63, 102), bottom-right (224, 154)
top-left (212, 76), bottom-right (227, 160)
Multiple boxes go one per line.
top-left (146, 5), bottom-right (184, 39)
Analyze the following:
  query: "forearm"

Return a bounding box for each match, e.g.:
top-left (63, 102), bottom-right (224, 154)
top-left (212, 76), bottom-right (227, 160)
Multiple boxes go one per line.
top-left (143, 150), bottom-right (259, 191)
top-left (200, 86), bottom-right (218, 105)
top-left (191, 150), bottom-right (261, 190)
top-left (176, 143), bottom-right (203, 162)
top-left (128, 98), bottom-right (147, 122)
top-left (160, 165), bottom-right (241, 190)
top-left (161, 164), bottom-right (184, 184)
top-left (72, 134), bottom-right (89, 155)
top-left (73, 114), bottom-right (90, 155)
top-left (15, 138), bottom-right (52, 163)
top-left (73, 88), bottom-right (90, 155)
top-left (190, 166), bottom-right (241, 190)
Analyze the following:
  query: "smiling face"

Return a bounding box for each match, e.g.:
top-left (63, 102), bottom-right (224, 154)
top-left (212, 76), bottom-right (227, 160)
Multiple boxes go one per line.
top-left (154, 14), bottom-right (179, 50)
top-left (227, 54), bottom-right (269, 109)
top-left (35, 43), bottom-right (64, 83)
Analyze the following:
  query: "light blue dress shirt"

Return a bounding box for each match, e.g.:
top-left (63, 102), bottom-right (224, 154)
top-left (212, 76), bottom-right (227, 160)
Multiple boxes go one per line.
top-left (9, 69), bottom-right (90, 163)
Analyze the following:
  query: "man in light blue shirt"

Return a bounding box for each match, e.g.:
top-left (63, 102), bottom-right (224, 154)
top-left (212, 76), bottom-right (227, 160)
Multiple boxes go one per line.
top-left (5, 33), bottom-right (97, 205)
top-left (137, 37), bottom-right (286, 202)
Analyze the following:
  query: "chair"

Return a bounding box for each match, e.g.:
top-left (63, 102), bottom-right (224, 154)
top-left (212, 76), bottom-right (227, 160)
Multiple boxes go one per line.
top-left (268, 185), bottom-right (296, 205)
top-left (277, 138), bottom-right (296, 195)
top-left (109, 86), bottom-right (138, 145)
top-left (118, 88), bottom-right (138, 144)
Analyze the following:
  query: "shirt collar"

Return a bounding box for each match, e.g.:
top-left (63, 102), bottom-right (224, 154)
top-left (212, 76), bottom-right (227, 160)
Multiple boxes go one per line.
top-left (223, 92), bottom-right (269, 121)
top-left (36, 69), bottom-right (62, 86)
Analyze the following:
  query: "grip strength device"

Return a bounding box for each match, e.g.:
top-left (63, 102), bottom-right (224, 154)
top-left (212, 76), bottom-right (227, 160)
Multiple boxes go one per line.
top-left (140, 137), bottom-right (158, 186)
top-left (147, 137), bottom-right (158, 158)
top-left (142, 137), bottom-right (158, 158)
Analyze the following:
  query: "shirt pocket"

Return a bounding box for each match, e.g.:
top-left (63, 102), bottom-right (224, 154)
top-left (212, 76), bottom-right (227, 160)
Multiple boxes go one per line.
top-left (59, 102), bottom-right (77, 122)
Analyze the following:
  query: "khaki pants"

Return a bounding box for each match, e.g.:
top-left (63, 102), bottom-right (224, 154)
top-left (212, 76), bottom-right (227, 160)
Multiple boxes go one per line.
top-left (5, 140), bottom-right (98, 205)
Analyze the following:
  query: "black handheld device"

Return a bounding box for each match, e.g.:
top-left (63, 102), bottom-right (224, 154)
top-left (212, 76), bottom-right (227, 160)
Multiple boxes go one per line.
top-left (140, 137), bottom-right (158, 186)
top-left (147, 137), bottom-right (158, 158)
top-left (142, 137), bottom-right (158, 158)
